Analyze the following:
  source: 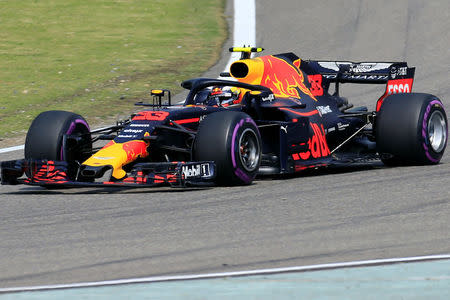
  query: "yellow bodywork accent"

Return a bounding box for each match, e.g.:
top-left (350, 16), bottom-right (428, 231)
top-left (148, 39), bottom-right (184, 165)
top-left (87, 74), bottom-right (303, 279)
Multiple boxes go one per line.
top-left (230, 57), bottom-right (265, 84)
top-left (151, 89), bottom-right (163, 95)
top-left (83, 140), bottom-right (149, 179)
top-left (230, 47), bottom-right (263, 53)
top-left (83, 142), bottom-right (128, 179)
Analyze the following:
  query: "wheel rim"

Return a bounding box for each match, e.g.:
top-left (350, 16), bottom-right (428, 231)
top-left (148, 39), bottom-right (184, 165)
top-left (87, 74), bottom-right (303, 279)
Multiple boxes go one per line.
top-left (427, 110), bottom-right (447, 153)
top-left (61, 120), bottom-right (91, 162)
top-left (238, 128), bottom-right (260, 172)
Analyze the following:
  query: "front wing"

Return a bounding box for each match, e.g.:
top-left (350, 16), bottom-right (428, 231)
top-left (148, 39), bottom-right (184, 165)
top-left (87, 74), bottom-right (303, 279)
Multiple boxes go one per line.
top-left (1, 160), bottom-right (216, 188)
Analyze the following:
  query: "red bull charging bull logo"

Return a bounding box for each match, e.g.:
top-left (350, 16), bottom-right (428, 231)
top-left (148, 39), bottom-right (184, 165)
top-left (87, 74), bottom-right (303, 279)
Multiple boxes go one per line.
top-left (261, 56), bottom-right (317, 101)
top-left (122, 140), bottom-right (149, 162)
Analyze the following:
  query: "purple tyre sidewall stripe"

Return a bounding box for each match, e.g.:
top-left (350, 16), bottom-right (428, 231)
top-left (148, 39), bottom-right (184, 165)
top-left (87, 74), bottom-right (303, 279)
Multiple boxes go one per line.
top-left (230, 117), bottom-right (258, 184)
top-left (60, 118), bottom-right (90, 160)
top-left (421, 99), bottom-right (447, 163)
top-left (231, 119), bottom-right (244, 168)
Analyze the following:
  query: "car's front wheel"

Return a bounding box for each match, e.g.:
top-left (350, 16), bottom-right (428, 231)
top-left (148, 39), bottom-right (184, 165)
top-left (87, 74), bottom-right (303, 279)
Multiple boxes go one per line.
top-left (194, 111), bottom-right (262, 185)
top-left (25, 110), bottom-right (92, 178)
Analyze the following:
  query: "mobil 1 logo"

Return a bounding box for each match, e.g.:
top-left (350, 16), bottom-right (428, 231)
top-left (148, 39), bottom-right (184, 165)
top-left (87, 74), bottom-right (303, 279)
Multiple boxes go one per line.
top-left (182, 163), bottom-right (212, 179)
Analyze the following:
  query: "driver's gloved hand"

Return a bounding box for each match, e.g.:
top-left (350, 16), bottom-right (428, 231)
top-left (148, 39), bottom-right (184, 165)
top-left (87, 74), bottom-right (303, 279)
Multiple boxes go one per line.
top-left (207, 96), bottom-right (221, 106)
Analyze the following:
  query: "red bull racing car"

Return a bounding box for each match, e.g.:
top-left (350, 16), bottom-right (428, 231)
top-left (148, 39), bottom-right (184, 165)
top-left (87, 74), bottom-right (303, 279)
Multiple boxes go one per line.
top-left (1, 47), bottom-right (448, 188)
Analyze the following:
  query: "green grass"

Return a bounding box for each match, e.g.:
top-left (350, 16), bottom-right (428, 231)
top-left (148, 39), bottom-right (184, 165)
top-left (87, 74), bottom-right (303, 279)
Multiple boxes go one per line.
top-left (0, 0), bottom-right (226, 140)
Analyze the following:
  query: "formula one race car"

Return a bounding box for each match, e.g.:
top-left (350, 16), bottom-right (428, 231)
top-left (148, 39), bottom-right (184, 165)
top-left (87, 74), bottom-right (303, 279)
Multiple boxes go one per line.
top-left (1, 47), bottom-right (448, 188)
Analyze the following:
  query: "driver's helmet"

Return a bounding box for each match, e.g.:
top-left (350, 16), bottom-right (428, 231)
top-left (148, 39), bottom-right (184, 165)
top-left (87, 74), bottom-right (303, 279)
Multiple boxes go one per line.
top-left (210, 87), bottom-right (223, 96)
top-left (207, 86), bottom-right (241, 106)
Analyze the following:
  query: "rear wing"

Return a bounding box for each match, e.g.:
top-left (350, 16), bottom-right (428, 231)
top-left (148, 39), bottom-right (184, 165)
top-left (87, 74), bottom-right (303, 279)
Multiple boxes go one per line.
top-left (304, 60), bottom-right (415, 110)
top-left (305, 61), bottom-right (415, 84)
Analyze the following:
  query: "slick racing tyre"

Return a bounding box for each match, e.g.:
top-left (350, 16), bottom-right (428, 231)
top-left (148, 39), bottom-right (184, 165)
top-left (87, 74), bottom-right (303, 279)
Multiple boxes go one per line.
top-left (25, 110), bottom-right (92, 166)
top-left (194, 111), bottom-right (262, 185)
top-left (376, 93), bottom-right (448, 165)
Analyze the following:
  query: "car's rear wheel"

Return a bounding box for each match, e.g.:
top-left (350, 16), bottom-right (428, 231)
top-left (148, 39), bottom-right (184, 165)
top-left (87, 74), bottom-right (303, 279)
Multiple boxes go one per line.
top-left (193, 111), bottom-right (261, 185)
top-left (25, 111), bottom-right (92, 177)
top-left (375, 93), bottom-right (448, 165)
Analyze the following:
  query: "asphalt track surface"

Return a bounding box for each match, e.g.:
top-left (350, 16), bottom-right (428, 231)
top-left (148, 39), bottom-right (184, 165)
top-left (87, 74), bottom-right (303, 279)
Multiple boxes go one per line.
top-left (1, 0), bottom-right (449, 289)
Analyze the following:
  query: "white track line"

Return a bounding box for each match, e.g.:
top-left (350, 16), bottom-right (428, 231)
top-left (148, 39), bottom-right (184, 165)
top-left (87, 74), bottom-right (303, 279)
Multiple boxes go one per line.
top-left (223, 0), bottom-right (256, 72)
top-left (0, 126), bottom-right (112, 154)
top-left (0, 0), bottom-right (256, 154)
top-left (0, 145), bottom-right (24, 154)
top-left (0, 254), bottom-right (449, 293)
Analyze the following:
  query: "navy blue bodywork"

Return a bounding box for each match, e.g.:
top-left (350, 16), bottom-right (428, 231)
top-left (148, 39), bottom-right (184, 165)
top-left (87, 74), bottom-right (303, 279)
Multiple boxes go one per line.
top-left (1, 51), bottom-right (417, 187)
